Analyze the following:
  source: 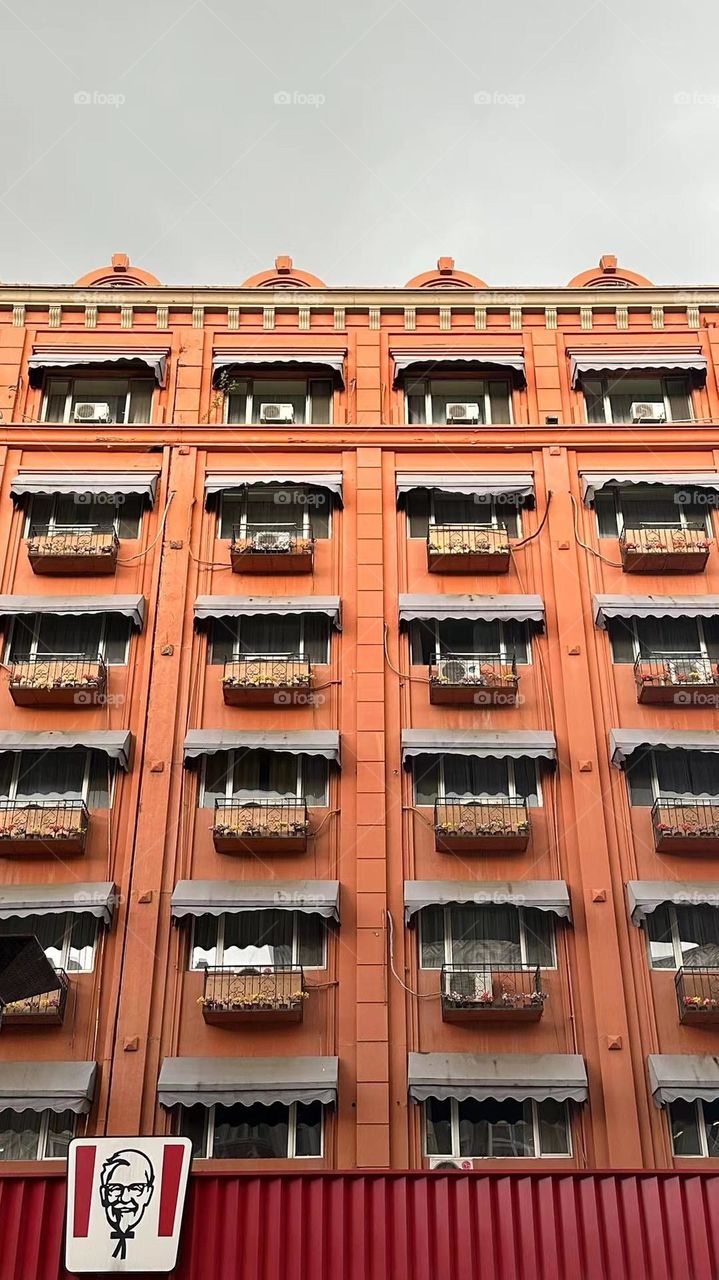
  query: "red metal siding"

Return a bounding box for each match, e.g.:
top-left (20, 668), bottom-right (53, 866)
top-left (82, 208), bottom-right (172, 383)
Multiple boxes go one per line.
top-left (1, 1171), bottom-right (719, 1280)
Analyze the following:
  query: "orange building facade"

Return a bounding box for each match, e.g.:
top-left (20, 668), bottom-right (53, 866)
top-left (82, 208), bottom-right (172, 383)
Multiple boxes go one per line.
top-left (1, 248), bottom-right (719, 1183)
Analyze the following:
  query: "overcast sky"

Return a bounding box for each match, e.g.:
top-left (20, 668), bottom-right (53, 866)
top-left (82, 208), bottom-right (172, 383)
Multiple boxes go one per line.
top-left (1, 0), bottom-right (718, 288)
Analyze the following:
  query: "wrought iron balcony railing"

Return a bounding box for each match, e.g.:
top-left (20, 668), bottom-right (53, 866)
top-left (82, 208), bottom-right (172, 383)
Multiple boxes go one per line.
top-left (230, 524), bottom-right (314, 573)
top-left (200, 965), bottom-right (306, 1024)
top-left (676, 967), bottom-right (719, 1023)
top-left (222, 655), bottom-right (313, 706)
top-left (619, 522), bottom-right (711, 573)
top-left (434, 797), bottom-right (530, 853)
top-left (1, 968), bottom-right (69, 1026)
top-left (27, 525), bottom-right (119, 575)
top-left (651, 796), bottom-right (719, 853)
top-left (429, 652), bottom-right (518, 706)
top-left (427, 523), bottom-right (510, 572)
top-left (0, 798), bottom-right (89, 857)
top-left (212, 797), bottom-right (309, 853)
top-left (441, 963), bottom-right (544, 1021)
top-left (9, 653), bottom-right (107, 707)
top-left (634, 653), bottom-right (719, 704)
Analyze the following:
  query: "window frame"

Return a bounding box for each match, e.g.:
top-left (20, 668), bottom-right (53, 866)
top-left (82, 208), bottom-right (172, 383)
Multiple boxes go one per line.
top-left (413, 755), bottom-right (543, 807)
top-left (418, 904), bottom-right (557, 970)
top-left (199, 751), bottom-right (329, 807)
top-left (405, 376), bottom-right (514, 426)
top-left (23, 494), bottom-right (143, 540)
top-left (0, 748), bottom-right (115, 808)
top-left (668, 1099), bottom-right (719, 1158)
top-left (4, 613), bottom-right (132, 667)
top-left (0, 1108), bottom-right (76, 1161)
top-left (41, 375), bottom-right (154, 425)
top-left (216, 486), bottom-right (332, 541)
top-left (422, 1098), bottom-right (572, 1160)
top-left (410, 618), bottom-right (531, 666)
top-left (406, 491), bottom-right (523, 538)
top-left (223, 377), bottom-right (334, 426)
top-left (189, 911), bottom-right (327, 971)
top-left (627, 750), bottom-right (719, 806)
top-left (582, 375), bottom-right (693, 425)
top-left (189, 1101), bottom-right (324, 1160)
top-left (644, 902), bottom-right (719, 971)
top-left (609, 616), bottom-right (711, 664)
top-left (596, 487), bottom-right (709, 537)
top-left (211, 614), bottom-right (331, 664)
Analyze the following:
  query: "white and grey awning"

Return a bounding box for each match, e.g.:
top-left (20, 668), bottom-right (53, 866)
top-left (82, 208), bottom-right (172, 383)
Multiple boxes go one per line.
top-left (204, 471), bottom-right (343, 506)
top-left (399, 594), bottom-right (544, 628)
top-left (391, 347), bottom-right (526, 384)
top-left (396, 472), bottom-right (535, 506)
top-left (212, 348), bottom-right (346, 385)
top-left (11, 470), bottom-right (160, 505)
top-left (402, 729), bottom-right (557, 765)
top-left (183, 729), bottom-right (340, 766)
top-left (0, 594), bottom-right (145, 630)
top-left (171, 880), bottom-right (340, 923)
top-left (580, 471), bottom-right (719, 505)
top-left (28, 346), bottom-right (169, 386)
top-left (0, 882), bottom-right (117, 925)
top-left (0, 1060), bottom-right (97, 1114)
top-left (610, 729), bottom-right (719, 768)
top-left (158, 1056), bottom-right (339, 1109)
top-left (407, 1053), bottom-right (588, 1105)
top-left (648, 1055), bottom-right (719, 1108)
top-left (194, 595), bottom-right (341, 629)
top-left (0, 730), bottom-right (132, 770)
top-left (594, 595), bottom-right (719, 627)
top-left (627, 881), bottom-right (719, 926)
top-left (404, 880), bottom-right (571, 924)
top-left (569, 347), bottom-right (707, 388)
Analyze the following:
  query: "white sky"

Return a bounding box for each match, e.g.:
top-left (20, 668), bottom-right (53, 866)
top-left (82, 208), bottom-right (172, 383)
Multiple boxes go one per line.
top-left (1, 0), bottom-right (718, 287)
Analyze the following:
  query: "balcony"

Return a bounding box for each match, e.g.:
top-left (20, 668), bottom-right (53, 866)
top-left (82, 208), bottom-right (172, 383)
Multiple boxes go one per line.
top-left (676, 967), bottom-right (719, 1024)
top-left (223, 656), bottom-right (313, 707)
top-left (619, 523), bottom-right (711, 574)
top-left (0, 799), bottom-right (89, 858)
top-left (200, 965), bottom-right (306, 1024)
top-left (9, 654), bottom-right (107, 708)
top-left (230, 525), bottom-right (314, 574)
top-left (441, 964), bottom-right (545, 1022)
top-left (427, 524), bottom-right (510, 573)
top-left (212, 797), bottom-right (309, 854)
top-left (652, 797), bottom-right (719, 854)
top-left (634, 654), bottom-right (719, 706)
top-left (27, 526), bottom-right (119, 576)
top-left (0, 969), bottom-right (69, 1027)
top-left (434, 798), bottom-right (530, 853)
top-left (429, 654), bottom-right (518, 707)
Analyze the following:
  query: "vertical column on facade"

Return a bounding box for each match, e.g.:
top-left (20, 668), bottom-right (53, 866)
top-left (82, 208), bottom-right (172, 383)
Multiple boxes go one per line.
top-left (542, 445), bottom-right (643, 1166)
top-left (354, 445), bottom-right (390, 1167)
top-left (0, 322), bottom-right (26, 422)
top-left (172, 327), bottom-right (205, 425)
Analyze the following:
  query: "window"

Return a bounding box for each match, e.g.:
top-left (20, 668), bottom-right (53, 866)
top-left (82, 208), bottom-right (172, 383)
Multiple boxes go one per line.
top-left (625, 749), bottom-right (719, 806)
top-left (26, 493), bottom-right (143, 539)
top-left (644, 903), bottom-right (719, 970)
top-left (0, 1109), bottom-right (75, 1161)
top-left (190, 911), bottom-right (326, 969)
top-left (594, 486), bottom-right (709, 538)
top-left (200, 750), bottom-right (328, 807)
top-left (209, 614), bottom-right (331, 665)
top-left (42, 377), bottom-right (153, 424)
top-left (218, 486), bottom-right (331, 539)
top-left (410, 618), bottom-right (529, 666)
top-left (405, 378), bottom-right (512, 425)
top-left (668, 1099), bottom-right (719, 1157)
top-left (0, 749), bottom-right (112, 809)
top-left (0, 912), bottom-right (98, 972)
top-left (180, 1101), bottom-right (323, 1159)
top-left (412, 754), bottom-right (541, 807)
top-left (424, 1098), bottom-right (570, 1159)
top-left (7, 613), bottom-right (132, 666)
top-left (582, 375), bottom-right (692, 425)
top-left (607, 616), bottom-right (719, 664)
top-left (225, 377), bottom-right (332, 425)
top-left (418, 904), bottom-right (555, 969)
top-left (406, 489), bottom-right (520, 538)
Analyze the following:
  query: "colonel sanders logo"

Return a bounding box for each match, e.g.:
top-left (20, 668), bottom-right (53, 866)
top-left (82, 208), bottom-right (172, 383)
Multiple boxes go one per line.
top-left (99, 1149), bottom-right (155, 1260)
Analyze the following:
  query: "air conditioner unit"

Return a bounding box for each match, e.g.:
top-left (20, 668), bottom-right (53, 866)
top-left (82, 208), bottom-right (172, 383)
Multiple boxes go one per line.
top-left (251, 529), bottom-right (293, 552)
top-left (445, 402), bottom-right (480, 424)
top-left (438, 657), bottom-right (471, 684)
top-left (428, 1157), bottom-right (476, 1171)
top-left (260, 402), bottom-right (295, 424)
top-left (630, 401), bottom-right (665, 423)
top-left (73, 402), bottom-right (112, 424)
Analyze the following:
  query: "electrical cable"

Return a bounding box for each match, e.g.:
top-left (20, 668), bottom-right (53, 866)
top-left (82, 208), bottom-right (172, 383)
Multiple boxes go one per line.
top-left (386, 907), bottom-right (439, 999)
top-left (116, 491), bottom-right (175, 563)
top-left (569, 492), bottom-right (623, 567)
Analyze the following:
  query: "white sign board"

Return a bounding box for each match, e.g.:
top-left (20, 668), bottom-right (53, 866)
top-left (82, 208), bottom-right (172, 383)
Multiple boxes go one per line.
top-left (65, 1136), bottom-right (192, 1274)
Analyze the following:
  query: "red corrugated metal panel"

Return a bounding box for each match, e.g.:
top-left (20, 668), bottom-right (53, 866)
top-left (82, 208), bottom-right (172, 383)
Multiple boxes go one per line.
top-left (1, 1171), bottom-right (719, 1280)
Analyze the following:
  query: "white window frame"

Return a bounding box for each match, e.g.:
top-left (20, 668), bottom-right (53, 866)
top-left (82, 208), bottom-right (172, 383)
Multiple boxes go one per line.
top-left (418, 619), bottom-right (531, 667)
top-left (669, 1100), bottom-right (719, 1158)
top-left (405, 377), bottom-right (514, 426)
top-left (421, 492), bottom-right (522, 535)
top-left (41, 376), bottom-right (153, 425)
top-left (583, 375), bottom-right (693, 426)
top-left (616, 617), bottom-right (709, 664)
top-left (4, 614), bottom-right (131, 667)
top-left (0, 1108), bottom-right (76, 1161)
top-left (644, 903), bottom-right (719, 971)
top-left (217, 486), bottom-right (332, 541)
top-left (426, 756), bottom-right (543, 806)
top-left (422, 1098), bottom-right (572, 1159)
top-left (193, 1101), bottom-right (324, 1159)
top-left (2, 748), bottom-right (115, 807)
top-left (636, 752), bottom-right (719, 805)
top-left (190, 911), bottom-right (327, 971)
top-left (219, 615), bottom-right (331, 664)
top-left (595, 487), bottom-right (712, 538)
top-left (418, 904), bottom-right (557, 970)
top-left (223, 378), bottom-right (334, 426)
top-left (199, 751), bottom-right (329, 807)
top-left (24, 494), bottom-right (141, 539)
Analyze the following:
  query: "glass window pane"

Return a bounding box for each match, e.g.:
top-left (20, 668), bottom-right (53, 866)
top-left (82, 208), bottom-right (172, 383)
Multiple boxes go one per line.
top-left (213, 1101), bottom-right (289, 1158)
top-left (625, 753), bottom-right (655, 806)
top-left (239, 616), bottom-right (301, 657)
top-left (302, 757), bottom-right (328, 806)
top-left (308, 380), bottom-right (332, 424)
top-left (67, 913), bottom-right (98, 972)
top-left (0, 753), bottom-right (14, 797)
top-left (297, 913), bottom-right (325, 967)
top-left (420, 906), bottom-right (445, 969)
top-left (179, 1104), bottom-right (208, 1157)
top-left (522, 908), bottom-right (555, 967)
top-left (703, 1099), bottom-right (719, 1156)
top-left (430, 380), bottom-right (486, 425)
top-left (448, 904), bottom-right (520, 966)
top-left (303, 615), bottom-right (330, 664)
top-left (225, 380), bottom-right (249, 425)
top-left (537, 1100), bottom-right (569, 1154)
top-left (223, 910), bottom-right (292, 966)
top-left (406, 489), bottom-right (430, 537)
top-left (595, 492), bottom-right (618, 537)
top-left (203, 753), bottom-right (232, 806)
top-left (44, 380), bottom-right (69, 423)
top-left (669, 1100), bottom-right (702, 1155)
top-left (606, 376), bottom-right (664, 424)
top-left (637, 617), bottom-right (701, 657)
top-left (583, 378), bottom-right (606, 424)
top-left (104, 616), bottom-right (132, 665)
top-left (219, 492), bottom-right (244, 538)
top-left (607, 619), bottom-right (637, 664)
top-left (411, 620), bottom-right (436, 665)
top-left (407, 394), bottom-right (426, 425)
top-left (675, 905), bottom-right (719, 967)
top-left (294, 1101), bottom-right (322, 1155)
top-left (488, 380), bottom-right (511, 424)
top-left (413, 757), bottom-right (440, 806)
top-left (87, 752), bottom-right (111, 810)
top-left (665, 377), bottom-right (692, 422)
top-left (513, 758), bottom-right (539, 806)
top-left (16, 749), bottom-right (86, 799)
top-left (209, 618), bottom-right (238, 665)
top-left (44, 1109), bottom-right (75, 1158)
top-left (191, 915), bottom-right (219, 969)
top-left (425, 1098), bottom-right (452, 1155)
top-left (0, 1110), bottom-right (41, 1161)
top-left (458, 1098), bottom-right (534, 1158)
top-left (646, 904), bottom-right (677, 969)
top-left (503, 620), bottom-right (528, 664)
top-left (305, 488), bottom-right (330, 538)
top-left (251, 380), bottom-right (306, 425)
top-left (128, 379), bottom-right (153, 424)
top-left (116, 494), bottom-right (143, 539)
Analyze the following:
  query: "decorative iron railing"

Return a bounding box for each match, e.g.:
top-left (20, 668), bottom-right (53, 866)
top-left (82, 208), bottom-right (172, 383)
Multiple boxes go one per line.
top-left (9, 653), bottom-right (107, 699)
top-left (434, 797), bottom-right (530, 841)
top-left (676, 967), bottom-right (719, 1022)
top-left (27, 525), bottom-right (119, 561)
top-left (651, 797), bottom-right (719, 847)
top-left (441, 963), bottom-right (544, 1016)
top-left (1, 968), bottom-right (69, 1024)
top-left (231, 524), bottom-right (313, 557)
top-left (427, 524), bottom-right (510, 559)
top-left (0, 799), bottom-right (89, 846)
top-left (223, 656), bottom-right (312, 691)
top-left (200, 965), bottom-right (306, 1019)
top-left (213, 797), bottom-right (309, 843)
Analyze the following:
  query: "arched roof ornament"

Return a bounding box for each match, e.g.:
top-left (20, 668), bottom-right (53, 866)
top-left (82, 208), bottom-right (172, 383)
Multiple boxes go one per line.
top-left (74, 253), bottom-right (161, 288)
top-left (405, 257), bottom-right (488, 289)
top-left (567, 254), bottom-right (653, 288)
top-left (241, 256), bottom-right (326, 289)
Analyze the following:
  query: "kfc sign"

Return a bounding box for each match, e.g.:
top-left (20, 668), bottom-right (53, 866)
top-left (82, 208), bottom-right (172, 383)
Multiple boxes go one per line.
top-left (65, 1137), bottom-right (192, 1273)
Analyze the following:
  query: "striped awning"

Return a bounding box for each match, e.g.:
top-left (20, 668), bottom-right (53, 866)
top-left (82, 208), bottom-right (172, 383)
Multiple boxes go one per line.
top-left (10, 471), bottom-right (159, 504)
top-left (391, 347), bottom-right (526, 384)
top-left (594, 595), bottom-right (719, 627)
top-left (194, 596), bottom-right (341, 628)
top-left (408, 1053), bottom-right (588, 1104)
top-left (402, 729), bottom-right (556, 764)
top-left (404, 880), bottom-right (571, 923)
top-left (569, 347), bottom-right (707, 387)
top-left (396, 472), bottom-right (534, 505)
top-left (27, 347), bottom-right (168, 386)
top-left (183, 730), bottom-right (340, 765)
top-left (212, 348), bottom-right (346, 386)
top-left (171, 880), bottom-right (340, 922)
top-left (399, 594), bottom-right (544, 627)
top-left (0, 730), bottom-right (132, 770)
top-left (580, 471), bottom-right (719, 505)
top-left (0, 594), bottom-right (144, 630)
top-left (158, 1056), bottom-right (339, 1109)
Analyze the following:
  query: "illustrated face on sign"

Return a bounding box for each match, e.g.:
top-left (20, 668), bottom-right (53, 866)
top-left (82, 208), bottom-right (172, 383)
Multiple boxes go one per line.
top-left (99, 1150), bottom-right (155, 1259)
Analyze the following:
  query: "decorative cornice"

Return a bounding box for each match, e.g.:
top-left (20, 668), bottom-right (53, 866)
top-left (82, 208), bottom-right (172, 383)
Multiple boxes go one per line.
top-left (48, 304), bottom-right (61, 328)
top-left (580, 306), bottom-right (592, 331)
top-left (368, 306), bottom-right (380, 330)
top-left (156, 305), bottom-right (169, 330)
top-left (298, 305), bottom-right (310, 331)
top-left (262, 306), bottom-right (275, 331)
top-left (404, 306), bottom-right (416, 331)
top-left (651, 306), bottom-right (664, 330)
top-left (545, 306), bottom-right (557, 330)
top-left (120, 304), bottom-right (133, 330)
top-left (11, 304), bottom-right (25, 327)
top-left (474, 306), bottom-right (486, 330)
top-left (227, 305), bottom-right (240, 331)
top-left (191, 305), bottom-right (204, 329)
top-left (84, 304), bottom-right (97, 329)
top-left (333, 306), bottom-right (345, 330)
